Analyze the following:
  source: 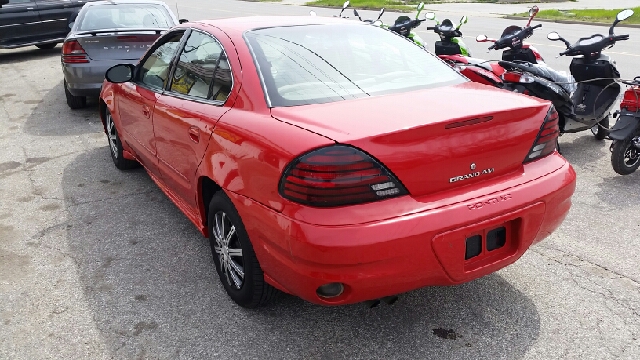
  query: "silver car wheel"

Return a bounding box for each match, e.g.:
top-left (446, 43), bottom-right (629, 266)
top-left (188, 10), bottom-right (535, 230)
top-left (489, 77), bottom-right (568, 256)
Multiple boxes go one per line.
top-left (590, 124), bottom-right (599, 136)
top-left (213, 211), bottom-right (244, 290)
top-left (106, 113), bottom-right (118, 159)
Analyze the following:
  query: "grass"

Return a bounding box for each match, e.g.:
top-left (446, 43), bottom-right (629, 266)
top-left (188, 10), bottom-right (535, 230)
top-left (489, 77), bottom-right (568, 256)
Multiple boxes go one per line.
top-left (306, 0), bottom-right (424, 12)
top-left (515, 7), bottom-right (640, 25)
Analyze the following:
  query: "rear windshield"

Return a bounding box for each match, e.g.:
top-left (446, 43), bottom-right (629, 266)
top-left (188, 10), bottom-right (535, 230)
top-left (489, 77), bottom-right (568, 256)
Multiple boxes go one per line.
top-left (245, 24), bottom-right (465, 107)
top-left (77, 4), bottom-right (174, 31)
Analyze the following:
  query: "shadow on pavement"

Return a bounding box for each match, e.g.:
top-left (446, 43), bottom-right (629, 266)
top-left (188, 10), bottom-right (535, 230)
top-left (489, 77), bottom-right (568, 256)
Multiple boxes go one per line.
top-left (62, 148), bottom-right (541, 359)
top-left (23, 79), bottom-right (101, 137)
top-left (558, 133), bottom-right (608, 168)
top-left (0, 46), bottom-right (61, 65)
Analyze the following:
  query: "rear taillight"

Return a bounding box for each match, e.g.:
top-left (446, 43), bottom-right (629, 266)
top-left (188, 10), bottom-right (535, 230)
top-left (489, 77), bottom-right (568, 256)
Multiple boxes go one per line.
top-left (502, 71), bottom-right (534, 84)
top-left (525, 106), bottom-right (559, 163)
top-left (279, 145), bottom-right (408, 207)
top-left (62, 40), bottom-right (89, 64)
top-left (621, 86), bottom-right (640, 112)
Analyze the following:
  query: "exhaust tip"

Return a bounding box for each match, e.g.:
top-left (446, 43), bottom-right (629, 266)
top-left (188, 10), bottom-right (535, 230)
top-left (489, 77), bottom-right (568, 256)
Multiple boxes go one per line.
top-left (316, 283), bottom-right (344, 299)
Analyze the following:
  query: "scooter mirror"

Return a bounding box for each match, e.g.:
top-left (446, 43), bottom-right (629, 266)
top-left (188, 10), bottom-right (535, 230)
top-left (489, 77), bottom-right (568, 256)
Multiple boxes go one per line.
top-left (476, 34), bottom-right (488, 42)
top-left (460, 15), bottom-right (468, 25)
top-left (617, 9), bottom-right (634, 21)
top-left (342, 1), bottom-right (349, 9)
top-left (353, 9), bottom-right (360, 18)
top-left (529, 5), bottom-right (539, 17)
top-left (417, 2), bottom-right (425, 12)
top-left (425, 12), bottom-right (436, 20)
top-left (547, 32), bottom-right (561, 41)
top-left (309, 10), bottom-right (316, 16)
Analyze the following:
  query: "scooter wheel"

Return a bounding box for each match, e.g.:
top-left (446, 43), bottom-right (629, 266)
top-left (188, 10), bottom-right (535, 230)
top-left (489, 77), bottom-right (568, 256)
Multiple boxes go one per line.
top-left (592, 116), bottom-right (610, 141)
top-left (611, 137), bottom-right (640, 175)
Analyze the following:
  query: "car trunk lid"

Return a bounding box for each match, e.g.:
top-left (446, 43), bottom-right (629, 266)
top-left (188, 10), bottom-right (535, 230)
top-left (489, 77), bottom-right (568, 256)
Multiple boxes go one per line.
top-left (74, 31), bottom-right (164, 60)
top-left (271, 82), bottom-right (551, 198)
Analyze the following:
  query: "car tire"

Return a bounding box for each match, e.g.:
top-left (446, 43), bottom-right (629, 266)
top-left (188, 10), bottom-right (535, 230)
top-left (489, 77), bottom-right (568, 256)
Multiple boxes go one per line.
top-left (36, 43), bottom-right (57, 50)
top-left (105, 109), bottom-right (138, 170)
top-left (611, 137), bottom-right (640, 175)
top-left (592, 116), bottom-right (609, 140)
top-left (208, 191), bottom-right (277, 308)
top-left (64, 80), bottom-right (86, 109)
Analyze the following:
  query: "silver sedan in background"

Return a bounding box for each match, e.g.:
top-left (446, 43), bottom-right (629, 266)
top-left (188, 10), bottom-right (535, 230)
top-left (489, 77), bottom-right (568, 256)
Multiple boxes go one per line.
top-left (62, 0), bottom-right (183, 109)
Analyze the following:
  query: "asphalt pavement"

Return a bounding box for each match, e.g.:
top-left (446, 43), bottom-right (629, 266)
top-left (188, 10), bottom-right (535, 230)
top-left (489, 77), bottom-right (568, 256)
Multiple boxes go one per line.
top-left (0, 1), bottom-right (639, 359)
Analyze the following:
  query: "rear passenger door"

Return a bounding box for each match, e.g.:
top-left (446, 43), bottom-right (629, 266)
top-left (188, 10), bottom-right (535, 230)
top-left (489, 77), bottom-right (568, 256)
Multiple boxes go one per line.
top-left (153, 28), bottom-right (237, 209)
top-left (0, 0), bottom-right (40, 47)
top-left (34, 0), bottom-right (74, 38)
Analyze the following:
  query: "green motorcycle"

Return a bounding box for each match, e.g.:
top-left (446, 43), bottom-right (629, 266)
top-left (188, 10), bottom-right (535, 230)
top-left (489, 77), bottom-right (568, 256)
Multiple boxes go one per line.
top-left (424, 12), bottom-right (470, 56)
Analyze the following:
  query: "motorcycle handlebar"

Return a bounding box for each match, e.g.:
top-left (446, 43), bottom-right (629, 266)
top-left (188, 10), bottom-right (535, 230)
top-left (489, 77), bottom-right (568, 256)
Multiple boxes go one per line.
top-left (615, 34), bottom-right (630, 41)
top-left (427, 26), bottom-right (435, 30)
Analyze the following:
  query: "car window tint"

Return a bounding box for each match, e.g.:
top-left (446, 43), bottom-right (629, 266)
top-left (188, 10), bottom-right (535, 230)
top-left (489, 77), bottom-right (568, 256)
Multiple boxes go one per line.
top-left (170, 31), bottom-right (232, 102)
top-left (245, 24), bottom-right (465, 107)
top-left (139, 32), bottom-right (184, 90)
top-left (77, 4), bottom-right (174, 31)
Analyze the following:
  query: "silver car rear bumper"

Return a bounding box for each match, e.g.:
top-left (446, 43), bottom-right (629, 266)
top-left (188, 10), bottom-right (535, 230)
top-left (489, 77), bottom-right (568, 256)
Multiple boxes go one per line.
top-left (62, 59), bottom-right (137, 97)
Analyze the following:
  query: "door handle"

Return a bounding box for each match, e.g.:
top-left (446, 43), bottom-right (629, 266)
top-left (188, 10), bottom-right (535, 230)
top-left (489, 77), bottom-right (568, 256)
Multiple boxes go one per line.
top-left (188, 126), bottom-right (200, 143)
top-left (142, 105), bottom-right (151, 118)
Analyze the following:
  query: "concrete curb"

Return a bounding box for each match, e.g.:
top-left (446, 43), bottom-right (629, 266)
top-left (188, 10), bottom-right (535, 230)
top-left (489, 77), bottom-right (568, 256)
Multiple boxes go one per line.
top-left (503, 16), bottom-right (640, 29)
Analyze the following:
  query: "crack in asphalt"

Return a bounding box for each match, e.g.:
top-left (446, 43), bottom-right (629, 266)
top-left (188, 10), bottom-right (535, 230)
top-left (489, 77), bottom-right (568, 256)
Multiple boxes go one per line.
top-left (531, 246), bottom-right (640, 325)
top-left (536, 244), bottom-right (640, 286)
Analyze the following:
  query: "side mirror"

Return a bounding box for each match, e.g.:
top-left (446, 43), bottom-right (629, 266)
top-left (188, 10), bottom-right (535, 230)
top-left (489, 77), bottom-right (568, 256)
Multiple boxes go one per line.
top-left (69, 22), bottom-right (75, 29)
top-left (105, 64), bottom-right (134, 84)
top-left (353, 9), bottom-right (361, 21)
top-left (0, 0), bottom-right (9, 7)
top-left (425, 12), bottom-right (436, 20)
top-left (417, 2), bottom-right (425, 12)
top-left (529, 6), bottom-right (539, 17)
top-left (547, 32), bottom-right (561, 41)
top-left (616, 9), bottom-right (634, 21)
top-left (338, 0), bottom-right (349, 17)
top-left (459, 15), bottom-right (468, 25)
top-left (309, 10), bottom-right (316, 16)
top-left (179, 19), bottom-right (189, 24)
top-left (476, 34), bottom-right (488, 42)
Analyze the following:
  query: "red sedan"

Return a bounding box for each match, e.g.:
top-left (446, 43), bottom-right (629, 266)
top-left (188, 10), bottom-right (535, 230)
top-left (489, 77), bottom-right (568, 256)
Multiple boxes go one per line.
top-left (99, 16), bottom-right (576, 308)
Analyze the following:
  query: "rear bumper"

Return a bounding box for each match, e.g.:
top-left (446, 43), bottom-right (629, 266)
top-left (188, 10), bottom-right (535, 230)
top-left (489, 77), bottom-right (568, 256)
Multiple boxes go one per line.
top-left (62, 59), bottom-right (132, 97)
top-left (229, 153), bottom-right (576, 306)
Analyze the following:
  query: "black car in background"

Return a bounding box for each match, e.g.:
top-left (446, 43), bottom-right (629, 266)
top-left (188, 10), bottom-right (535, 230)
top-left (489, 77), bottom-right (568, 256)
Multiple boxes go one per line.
top-left (0, 0), bottom-right (97, 50)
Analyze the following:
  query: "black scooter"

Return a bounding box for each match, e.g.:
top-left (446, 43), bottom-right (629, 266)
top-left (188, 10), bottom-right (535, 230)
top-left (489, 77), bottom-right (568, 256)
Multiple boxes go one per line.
top-left (498, 9), bottom-right (633, 141)
top-left (610, 76), bottom-right (640, 175)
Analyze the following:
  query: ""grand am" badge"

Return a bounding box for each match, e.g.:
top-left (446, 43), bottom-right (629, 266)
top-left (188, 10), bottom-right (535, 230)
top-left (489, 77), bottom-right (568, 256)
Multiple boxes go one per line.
top-left (449, 168), bottom-right (495, 183)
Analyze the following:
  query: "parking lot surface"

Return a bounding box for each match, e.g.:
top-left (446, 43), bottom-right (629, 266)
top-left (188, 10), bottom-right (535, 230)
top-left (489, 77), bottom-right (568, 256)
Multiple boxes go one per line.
top-left (1, 1), bottom-right (639, 359)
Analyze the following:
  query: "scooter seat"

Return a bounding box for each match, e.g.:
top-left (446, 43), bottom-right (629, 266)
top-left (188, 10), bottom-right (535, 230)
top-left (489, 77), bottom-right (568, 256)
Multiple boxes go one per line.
top-left (499, 61), bottom-right (576, 94)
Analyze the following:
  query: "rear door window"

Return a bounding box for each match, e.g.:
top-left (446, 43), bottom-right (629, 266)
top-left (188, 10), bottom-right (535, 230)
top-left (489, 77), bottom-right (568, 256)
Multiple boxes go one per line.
top-left (169, 30), bottom-right (233, 103)
top-left (138, 31), bottom-right (185, 90)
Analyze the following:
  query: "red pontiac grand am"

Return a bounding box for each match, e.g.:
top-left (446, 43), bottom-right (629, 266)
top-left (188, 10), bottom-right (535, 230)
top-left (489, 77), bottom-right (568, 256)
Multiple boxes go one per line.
top-left (99, 16), bottom-right (576, 308)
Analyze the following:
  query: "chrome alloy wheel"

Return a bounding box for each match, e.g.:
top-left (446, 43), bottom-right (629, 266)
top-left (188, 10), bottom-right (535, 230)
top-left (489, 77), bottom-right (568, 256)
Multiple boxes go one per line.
top-left (213, 211), bottom-right (244, 290)
top-left (624, 138), bottom-right (640, 167)
top-left (106, 113), bottom-right (118, 159)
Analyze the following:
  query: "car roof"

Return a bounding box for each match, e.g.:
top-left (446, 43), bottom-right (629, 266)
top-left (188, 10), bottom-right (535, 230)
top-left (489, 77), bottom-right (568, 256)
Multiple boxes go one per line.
top-left (195, 16), bottom-right (361, 33)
